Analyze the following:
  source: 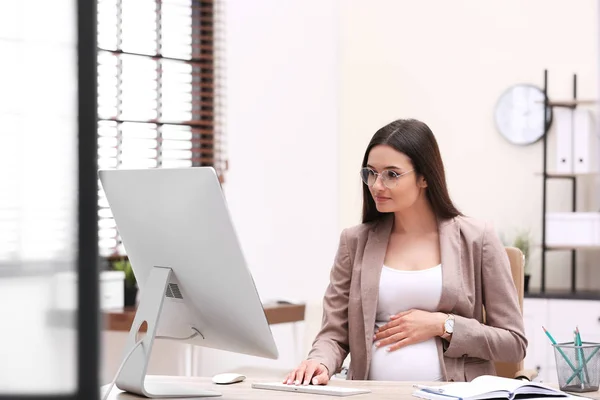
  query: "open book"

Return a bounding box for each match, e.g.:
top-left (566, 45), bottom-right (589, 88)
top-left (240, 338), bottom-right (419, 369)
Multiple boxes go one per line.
top-left (412, 375), bottom-right (570, 400)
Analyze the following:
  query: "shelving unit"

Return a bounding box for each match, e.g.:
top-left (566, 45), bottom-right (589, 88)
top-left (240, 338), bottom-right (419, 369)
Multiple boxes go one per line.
top-left (545, 244), bottom-right (600, 251)
top-left (536, 172), bottom-right (600, 178)
top-left (539, 69), bottom-right (599, 295)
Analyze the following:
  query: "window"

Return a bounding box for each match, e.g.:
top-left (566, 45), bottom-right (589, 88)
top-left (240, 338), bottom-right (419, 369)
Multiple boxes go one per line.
top-left (97, 0), bottom-right (226, 256)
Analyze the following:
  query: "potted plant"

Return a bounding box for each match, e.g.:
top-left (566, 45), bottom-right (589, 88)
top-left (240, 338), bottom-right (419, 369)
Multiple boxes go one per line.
top-left (112, 256), bottom-right (138, 307)
top-left (512, 230), bottom-right (532, 293)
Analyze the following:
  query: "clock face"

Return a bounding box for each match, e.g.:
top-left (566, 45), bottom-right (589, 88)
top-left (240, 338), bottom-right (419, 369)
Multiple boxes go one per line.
top-left (494, 84), bottom-right (552, 145)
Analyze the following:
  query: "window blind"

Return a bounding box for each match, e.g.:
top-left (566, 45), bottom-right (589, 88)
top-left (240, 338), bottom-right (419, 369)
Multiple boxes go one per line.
top-left (97, 0), bottom-right (226, 257)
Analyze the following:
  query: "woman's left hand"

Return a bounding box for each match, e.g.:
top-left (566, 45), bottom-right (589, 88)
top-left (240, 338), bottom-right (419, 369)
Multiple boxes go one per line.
top-left (373, 309), bottom-right (446, 352)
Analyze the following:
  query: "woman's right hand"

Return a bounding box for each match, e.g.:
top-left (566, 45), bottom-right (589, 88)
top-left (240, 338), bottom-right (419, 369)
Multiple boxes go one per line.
top-left (283, 360), bottom-right (330, 386)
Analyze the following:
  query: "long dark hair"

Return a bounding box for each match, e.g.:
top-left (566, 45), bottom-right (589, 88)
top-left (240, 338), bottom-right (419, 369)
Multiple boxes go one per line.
top-left (361, 118), bottom-right (462, 224)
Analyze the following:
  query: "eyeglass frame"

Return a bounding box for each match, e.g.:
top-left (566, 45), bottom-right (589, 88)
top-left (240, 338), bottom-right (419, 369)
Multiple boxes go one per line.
top-left (359, 167), bottom-right (415, 189)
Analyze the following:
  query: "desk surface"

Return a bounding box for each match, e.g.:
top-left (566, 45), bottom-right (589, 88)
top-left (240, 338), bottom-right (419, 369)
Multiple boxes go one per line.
top-left (104, 302), bottom-right (305, 331)
top-left (103, 376), bottom-right (600, 400)
top-left (103, 376), bottom-right (428, 399)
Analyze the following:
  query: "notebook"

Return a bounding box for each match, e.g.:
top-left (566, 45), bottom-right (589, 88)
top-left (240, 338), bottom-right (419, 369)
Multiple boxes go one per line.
top-left (412, 375), bottom-right (570, 400)
top-left (251, 382), bottom-right (371, 397)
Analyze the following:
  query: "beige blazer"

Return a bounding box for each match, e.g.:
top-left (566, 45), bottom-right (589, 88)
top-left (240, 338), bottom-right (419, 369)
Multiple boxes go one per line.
top-left (307, 214), bottom-right (527, 382)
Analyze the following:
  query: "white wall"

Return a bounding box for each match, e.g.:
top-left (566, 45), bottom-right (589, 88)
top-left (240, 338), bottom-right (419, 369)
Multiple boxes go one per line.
top-left (338, 0), bottom-right (600, 291)
top-left (224, 0), bottom-right (339, 310)
top-left (198, 0), bottom-right (340, 375)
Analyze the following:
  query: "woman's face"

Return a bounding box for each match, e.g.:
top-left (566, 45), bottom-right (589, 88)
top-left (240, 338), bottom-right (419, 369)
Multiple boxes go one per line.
top-left (365, 145), bottom-right (427, 214)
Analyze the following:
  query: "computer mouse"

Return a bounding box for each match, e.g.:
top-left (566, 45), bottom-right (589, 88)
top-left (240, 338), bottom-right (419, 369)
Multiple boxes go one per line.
top-left (212, 373), bottom-right (246, 385)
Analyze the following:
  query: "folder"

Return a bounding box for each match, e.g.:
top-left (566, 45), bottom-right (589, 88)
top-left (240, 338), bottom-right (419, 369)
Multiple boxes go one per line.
top-left (573, 109), bottom-right (597, 173)
top-left (555, 108), bottom-right (573, 174)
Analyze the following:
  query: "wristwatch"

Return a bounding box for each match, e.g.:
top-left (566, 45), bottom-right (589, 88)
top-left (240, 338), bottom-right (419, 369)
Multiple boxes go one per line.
top-left (441, 314), bottom-right (454, 340)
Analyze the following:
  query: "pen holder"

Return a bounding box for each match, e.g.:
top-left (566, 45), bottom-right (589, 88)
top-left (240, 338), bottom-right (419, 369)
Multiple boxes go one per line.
top-left (553, 341), bottom-right (600, 393)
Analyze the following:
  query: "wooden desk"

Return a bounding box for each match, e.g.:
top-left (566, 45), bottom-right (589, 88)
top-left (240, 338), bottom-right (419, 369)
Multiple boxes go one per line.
top-left (101, 377), bottom-right (424, 399)
top-left (104, 303), bottom-right (305, 331)
top-left (103, 376), bottom-right (600, 400)
top-left (102, 376), bottom-right (600, 400)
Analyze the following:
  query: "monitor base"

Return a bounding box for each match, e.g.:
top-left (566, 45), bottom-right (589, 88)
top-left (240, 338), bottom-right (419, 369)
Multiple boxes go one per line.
top-left (140, 379), bottom-right (221, 398)
top-left (114, 266), bottom-right (214, 398)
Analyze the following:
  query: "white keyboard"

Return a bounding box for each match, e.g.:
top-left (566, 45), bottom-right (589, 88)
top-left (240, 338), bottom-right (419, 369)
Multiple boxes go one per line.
top-left (251, 382), bottom-right (371, 397)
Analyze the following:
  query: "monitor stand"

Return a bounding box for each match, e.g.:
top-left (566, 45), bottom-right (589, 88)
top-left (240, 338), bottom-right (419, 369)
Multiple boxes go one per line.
top-left (114, 266), bottom-right (221, 398)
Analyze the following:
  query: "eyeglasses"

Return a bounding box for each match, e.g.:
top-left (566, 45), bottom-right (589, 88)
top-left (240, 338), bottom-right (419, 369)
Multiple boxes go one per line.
top-left (360, 167), bottom-right (414, 189)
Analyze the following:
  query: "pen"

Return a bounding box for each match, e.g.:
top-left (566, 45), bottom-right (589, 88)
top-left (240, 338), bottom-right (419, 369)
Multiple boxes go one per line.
top-left (574, 330), bottom-right (584, 389)
top-left (413, 384), bottom-right (444, 393)
top-left (542, 326), bottom-right (578, 372)
top-left (576, 327), bottom-right (590, 385)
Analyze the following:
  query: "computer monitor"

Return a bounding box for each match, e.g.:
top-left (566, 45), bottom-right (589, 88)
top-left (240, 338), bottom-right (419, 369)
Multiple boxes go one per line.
top-left (98, 167), bottom-right (279, 398)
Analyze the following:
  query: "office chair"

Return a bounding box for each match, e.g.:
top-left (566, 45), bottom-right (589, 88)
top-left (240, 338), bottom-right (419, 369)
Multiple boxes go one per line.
top-left (492, 247), bottom-right (537, 381)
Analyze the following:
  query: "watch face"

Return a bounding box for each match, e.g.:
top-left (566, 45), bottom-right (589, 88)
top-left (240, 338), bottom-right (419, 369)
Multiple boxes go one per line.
top-left (494, 84), bottom-right (552, 145)
top-left (445, 319), bottom-right (454, 333)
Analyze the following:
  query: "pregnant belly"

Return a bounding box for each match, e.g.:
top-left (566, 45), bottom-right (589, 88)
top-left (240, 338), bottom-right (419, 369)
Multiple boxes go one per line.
top-left (368, 337), bottom-right (443, 381)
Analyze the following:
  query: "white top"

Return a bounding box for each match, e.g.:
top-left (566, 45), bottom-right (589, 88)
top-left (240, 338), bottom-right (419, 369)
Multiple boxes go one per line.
top-left (368, 264), bottom-right (443, 382)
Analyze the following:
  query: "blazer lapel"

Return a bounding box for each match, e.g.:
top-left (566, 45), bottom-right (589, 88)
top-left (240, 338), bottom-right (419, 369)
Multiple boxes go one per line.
top-left (437, 217), bottom-right (461, 313)
top-left (360, 215), bottom-right (393, 356)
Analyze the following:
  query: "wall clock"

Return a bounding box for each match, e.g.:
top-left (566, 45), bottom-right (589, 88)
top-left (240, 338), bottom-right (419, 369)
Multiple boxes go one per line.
top-left (494, 84), bottom-right (553, 145)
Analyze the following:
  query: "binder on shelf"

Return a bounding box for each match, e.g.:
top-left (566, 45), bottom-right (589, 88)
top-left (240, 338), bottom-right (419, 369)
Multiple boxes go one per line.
top-left (555, 108), bottom-right (573, 174)
top-left (573, 109), bottom-right (597, 173)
